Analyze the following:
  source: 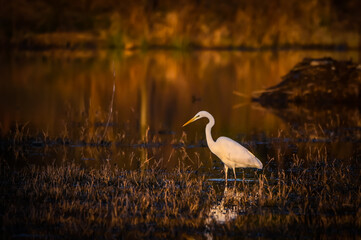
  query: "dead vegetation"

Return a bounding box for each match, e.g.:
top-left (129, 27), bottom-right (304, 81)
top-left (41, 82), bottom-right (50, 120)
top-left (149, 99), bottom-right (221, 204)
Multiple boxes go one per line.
top-left (1, 112), bottom-right (360, 239)
top-left (1, 140), bottom-right (360, 239)
top-left (255, 57), bottom-right (361, 108)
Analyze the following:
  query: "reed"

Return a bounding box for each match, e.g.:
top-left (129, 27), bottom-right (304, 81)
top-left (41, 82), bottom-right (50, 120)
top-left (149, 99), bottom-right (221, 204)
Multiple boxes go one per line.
top-left (1, 118), bottom-right (360, 239)
top-left (1, 143), bottom-right (360, 239)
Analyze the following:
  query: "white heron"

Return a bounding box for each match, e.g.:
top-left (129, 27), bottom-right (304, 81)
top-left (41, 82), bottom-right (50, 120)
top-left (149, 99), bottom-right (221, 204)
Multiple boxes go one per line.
top-left (182, 111), bottom-right (263, 183)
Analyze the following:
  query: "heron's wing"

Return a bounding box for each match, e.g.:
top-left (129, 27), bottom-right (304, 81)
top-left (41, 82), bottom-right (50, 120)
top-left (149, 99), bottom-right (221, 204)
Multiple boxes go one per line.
top-left (215, 137), bottom-right (262, 169)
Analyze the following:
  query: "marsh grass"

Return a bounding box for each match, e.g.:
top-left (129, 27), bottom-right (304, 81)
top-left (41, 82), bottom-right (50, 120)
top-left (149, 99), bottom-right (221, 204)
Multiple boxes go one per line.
top-left (1, 121), bottom-right (361, 239)
top-left (1, 143), bottom-right (360, 239)
top-left (1, 162), bottom-right (215, 239)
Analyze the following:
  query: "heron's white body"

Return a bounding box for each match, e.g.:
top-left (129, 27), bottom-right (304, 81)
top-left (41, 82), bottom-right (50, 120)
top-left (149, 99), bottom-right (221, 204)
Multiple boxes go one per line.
top-left (211, 137), bottom-right (262, 169)
top-left (183, 111), bottom-right (262, 182)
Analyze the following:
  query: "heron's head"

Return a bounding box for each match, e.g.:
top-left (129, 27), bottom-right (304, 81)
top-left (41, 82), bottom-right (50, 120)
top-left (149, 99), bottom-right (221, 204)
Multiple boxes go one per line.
top-left (182, 111), bottom-right (209, 127)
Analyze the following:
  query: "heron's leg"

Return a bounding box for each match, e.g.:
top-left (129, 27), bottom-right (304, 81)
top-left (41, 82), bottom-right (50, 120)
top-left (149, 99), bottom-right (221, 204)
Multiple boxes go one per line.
top-left (233, 167), bottom-right (237, 187)
top-left (224, 165), bottom-right (228, 185)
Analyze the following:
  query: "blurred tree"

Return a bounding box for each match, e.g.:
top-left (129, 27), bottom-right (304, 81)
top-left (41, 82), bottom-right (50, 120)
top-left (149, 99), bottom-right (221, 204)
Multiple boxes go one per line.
top-left (332, 0), bottom-right (361, 51)
top-left (0, 0), bottom-right (360, 49)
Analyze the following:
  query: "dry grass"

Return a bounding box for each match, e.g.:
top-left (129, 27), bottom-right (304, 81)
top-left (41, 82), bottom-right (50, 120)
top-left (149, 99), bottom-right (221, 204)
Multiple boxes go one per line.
top-left (1, 120), bottom-right (361, 239)
top-left (1, 141), bottom-right (360, 239)
top-left (1, 162), bottom-right (215, 239)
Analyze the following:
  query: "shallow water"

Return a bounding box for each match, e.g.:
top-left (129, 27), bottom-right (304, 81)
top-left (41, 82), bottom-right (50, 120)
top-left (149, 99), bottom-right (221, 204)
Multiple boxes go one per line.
top-left (1, 49), bottom-right (359, 135)
top-left (0, 49), bottom-right (360, 171)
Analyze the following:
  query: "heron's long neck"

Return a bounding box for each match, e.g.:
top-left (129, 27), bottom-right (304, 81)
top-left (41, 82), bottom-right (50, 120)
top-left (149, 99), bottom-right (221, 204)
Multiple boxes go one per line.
top-left (205, 115), bottom-right (216, 150)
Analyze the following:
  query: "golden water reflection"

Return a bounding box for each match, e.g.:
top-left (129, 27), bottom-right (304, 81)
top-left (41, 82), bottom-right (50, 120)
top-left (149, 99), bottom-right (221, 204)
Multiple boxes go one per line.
top-left (0, 50), bottom-right (359, 143)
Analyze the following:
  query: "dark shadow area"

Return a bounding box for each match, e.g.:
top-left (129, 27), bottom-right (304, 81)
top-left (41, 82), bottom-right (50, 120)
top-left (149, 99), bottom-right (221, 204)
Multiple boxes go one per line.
top-left (254, 57), bottom-right (361, 140)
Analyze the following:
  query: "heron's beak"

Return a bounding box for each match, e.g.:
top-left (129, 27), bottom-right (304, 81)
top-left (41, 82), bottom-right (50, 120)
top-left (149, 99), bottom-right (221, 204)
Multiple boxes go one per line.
top-left (182, 116), bottom-right (197, 127)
